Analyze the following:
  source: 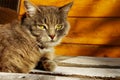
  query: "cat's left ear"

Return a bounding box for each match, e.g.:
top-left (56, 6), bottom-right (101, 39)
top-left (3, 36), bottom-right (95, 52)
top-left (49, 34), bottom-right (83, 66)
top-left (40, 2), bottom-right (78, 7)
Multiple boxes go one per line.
top-left (24, 0), bottom-right (39, 17)
top-left (59, 2), bottom-right (73, 15)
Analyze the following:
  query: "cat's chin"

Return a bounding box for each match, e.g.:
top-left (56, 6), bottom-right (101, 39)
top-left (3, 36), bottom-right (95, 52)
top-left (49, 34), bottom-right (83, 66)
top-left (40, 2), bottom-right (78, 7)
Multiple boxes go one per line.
top-left (46, 41), bottom-right (59, 47)
top-left (43, 39), bottom-right (61, 47)
top-left (38, 39), bottom-right (61, 48)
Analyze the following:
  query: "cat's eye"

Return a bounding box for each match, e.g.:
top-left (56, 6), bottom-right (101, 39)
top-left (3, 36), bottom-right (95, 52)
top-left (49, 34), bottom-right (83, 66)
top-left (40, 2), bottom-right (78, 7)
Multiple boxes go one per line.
top-left (55, 24), bottom-right (63, 30)
top-left (37, 25), bottom-right (46, 30)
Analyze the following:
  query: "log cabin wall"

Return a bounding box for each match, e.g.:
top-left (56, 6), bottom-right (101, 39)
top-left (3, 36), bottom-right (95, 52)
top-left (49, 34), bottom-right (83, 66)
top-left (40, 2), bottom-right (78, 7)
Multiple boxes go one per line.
top-left (19, 0), bottom-right (120, 58)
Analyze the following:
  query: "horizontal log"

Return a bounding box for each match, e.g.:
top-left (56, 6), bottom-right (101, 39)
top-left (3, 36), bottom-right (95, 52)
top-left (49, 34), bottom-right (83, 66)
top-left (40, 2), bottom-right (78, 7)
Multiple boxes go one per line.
top-left (19, 0), bottom-right (120, 17)
top-left (55, 43), bottom-right (120, 57)
top-left (0, 7), bottom-right (18, 24)
top-left (62, 17), bottom-right (120, 45)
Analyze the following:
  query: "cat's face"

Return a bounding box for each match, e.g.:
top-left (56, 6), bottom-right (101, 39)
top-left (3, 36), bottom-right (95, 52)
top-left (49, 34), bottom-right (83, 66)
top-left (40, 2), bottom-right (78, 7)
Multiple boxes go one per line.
top-left (23, 1), bottom-right (73, 47)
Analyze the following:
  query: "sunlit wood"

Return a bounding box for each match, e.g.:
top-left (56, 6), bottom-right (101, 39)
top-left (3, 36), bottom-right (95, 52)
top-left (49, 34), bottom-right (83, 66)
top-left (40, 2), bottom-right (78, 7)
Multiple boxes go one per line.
top-left (19, 0), bottom-right (120, 17)
top-left (19, 0), bottom-right (120, 57)
top-left (55, 44), bottom-right (120, 57)
top-left (63, 18), bottom-right (120, 45)
top-left (0, 7), bottom-right (18, 24)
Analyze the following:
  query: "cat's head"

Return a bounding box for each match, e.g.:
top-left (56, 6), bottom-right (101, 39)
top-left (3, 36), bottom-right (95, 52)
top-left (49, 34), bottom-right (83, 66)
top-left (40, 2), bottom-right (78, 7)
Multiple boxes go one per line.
top-left (22, 0), bottom-right (73, 47)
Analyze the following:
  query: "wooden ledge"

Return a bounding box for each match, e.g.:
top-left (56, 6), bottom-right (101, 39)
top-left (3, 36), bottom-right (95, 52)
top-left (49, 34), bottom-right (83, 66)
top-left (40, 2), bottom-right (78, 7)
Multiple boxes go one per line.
top-left (0, 56), bottom-right (120, 80)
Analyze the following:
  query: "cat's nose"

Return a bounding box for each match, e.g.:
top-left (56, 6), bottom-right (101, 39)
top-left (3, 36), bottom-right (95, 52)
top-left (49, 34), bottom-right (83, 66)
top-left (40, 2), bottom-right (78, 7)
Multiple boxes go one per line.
top-left (49, 35), bottom-right (55, 39)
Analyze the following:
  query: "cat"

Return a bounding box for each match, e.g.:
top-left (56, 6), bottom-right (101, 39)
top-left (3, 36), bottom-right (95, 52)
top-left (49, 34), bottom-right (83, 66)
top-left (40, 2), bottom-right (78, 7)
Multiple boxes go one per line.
top-left (0, 0), bottom-right (73, 73)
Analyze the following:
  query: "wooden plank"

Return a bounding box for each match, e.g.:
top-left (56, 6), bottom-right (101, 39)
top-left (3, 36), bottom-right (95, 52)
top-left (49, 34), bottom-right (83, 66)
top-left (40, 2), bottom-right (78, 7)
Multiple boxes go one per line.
top-left (0, 7), bottom-right (18, 24)
top-left (58, 56), bottom-right (120, 68)
top-left (31, 56), bottom-right (120, 79)
top-left (31, 67), bottom-right (120, 79)
top-left (62, 18), bottom-right (120, 45)
top-left (0, 56), bottom-right (120, 79)
top-left (19, 0), bottom-right (120, 17)
top-left (0, 72), bottom-right (80, 80)
top-left (55, 43), bottom-right (120, 57)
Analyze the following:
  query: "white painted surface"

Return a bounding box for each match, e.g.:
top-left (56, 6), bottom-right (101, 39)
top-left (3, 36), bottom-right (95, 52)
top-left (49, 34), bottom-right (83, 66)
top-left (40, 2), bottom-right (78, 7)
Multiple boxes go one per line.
top-left (60, 56), bottom-right (120, 67)
top-left (32, 66), bottom-right (120, 78)
top-left (0, 72), bottom-right (79, 80)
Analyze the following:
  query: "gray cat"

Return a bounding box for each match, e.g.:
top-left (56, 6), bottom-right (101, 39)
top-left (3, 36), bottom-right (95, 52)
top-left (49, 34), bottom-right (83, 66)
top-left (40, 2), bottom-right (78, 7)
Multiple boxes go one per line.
top-left (0, 0), bottom-right (73, 73)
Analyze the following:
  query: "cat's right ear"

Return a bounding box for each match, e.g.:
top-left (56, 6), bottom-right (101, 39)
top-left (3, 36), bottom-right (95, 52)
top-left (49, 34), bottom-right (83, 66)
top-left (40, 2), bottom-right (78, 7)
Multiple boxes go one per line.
top-left (59, 2), bottom-right (73, 15)
top-left (24, 0), bottom-right (38, 17)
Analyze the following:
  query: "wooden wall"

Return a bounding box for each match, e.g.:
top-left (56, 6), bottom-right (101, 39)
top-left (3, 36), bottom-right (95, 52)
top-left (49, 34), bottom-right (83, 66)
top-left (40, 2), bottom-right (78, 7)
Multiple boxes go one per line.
top-left (0, 7), bottom-right (18, 24)
top-left (19, 0), bottom-right (120, 57)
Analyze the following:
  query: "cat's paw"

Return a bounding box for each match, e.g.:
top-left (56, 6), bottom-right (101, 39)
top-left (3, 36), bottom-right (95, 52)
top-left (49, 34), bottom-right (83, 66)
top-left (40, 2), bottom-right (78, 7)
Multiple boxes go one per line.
top-left (42, 60), bottom-right (57, 71)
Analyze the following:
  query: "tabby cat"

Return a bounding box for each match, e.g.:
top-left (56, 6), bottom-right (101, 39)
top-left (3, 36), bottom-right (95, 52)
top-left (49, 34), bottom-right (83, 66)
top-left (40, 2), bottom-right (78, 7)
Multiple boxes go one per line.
top-left (0, 0), bottom-right (73, 73)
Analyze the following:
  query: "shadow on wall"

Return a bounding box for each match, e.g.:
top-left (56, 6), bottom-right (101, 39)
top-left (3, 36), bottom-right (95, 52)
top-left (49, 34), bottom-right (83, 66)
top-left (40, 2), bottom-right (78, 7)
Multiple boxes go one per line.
top-left (0, 0), bottom-right (20, 12)
top-left (0, 7), bottom-right (18, 24)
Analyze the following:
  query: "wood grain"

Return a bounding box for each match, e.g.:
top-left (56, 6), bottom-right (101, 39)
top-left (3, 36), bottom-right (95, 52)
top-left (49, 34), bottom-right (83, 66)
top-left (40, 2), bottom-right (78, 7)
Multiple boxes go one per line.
top-left (62, 18), bottom-right (120, 45)
top-left (31, 56), bottom-right (120, 79)
top-left (0, 7), bottom-right (18, 24)
top-left (19, 0), bottom-right (120, 17)
top-left (31, 67), bottom-right (120, 79)
top-left (55, 43), bottom-right (120, 57)
top-left (58, 56), bottom-right (120, 68)
top-left (0, 72), bottom-right (80, 80)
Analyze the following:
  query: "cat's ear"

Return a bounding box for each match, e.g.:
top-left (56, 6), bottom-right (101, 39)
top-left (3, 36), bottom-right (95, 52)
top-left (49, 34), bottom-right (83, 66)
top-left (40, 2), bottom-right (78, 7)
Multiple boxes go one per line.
top-left (59, 2), bottom-right (73, 15)
top-left (24, 0), bottom-right (38, 17)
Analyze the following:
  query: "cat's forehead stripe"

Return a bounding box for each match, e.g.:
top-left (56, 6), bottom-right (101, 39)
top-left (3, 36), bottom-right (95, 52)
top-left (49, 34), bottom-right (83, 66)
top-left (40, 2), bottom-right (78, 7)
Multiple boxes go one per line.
top-left (38, 6), bottom-right (60, 25)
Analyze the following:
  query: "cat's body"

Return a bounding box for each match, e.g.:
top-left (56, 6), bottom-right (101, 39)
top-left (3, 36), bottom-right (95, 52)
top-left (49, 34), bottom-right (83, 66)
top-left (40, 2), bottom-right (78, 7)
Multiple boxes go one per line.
top-left (0, 21), bottom-right (40, 73)
top-left (0, 0), bottom-right (73, 73)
